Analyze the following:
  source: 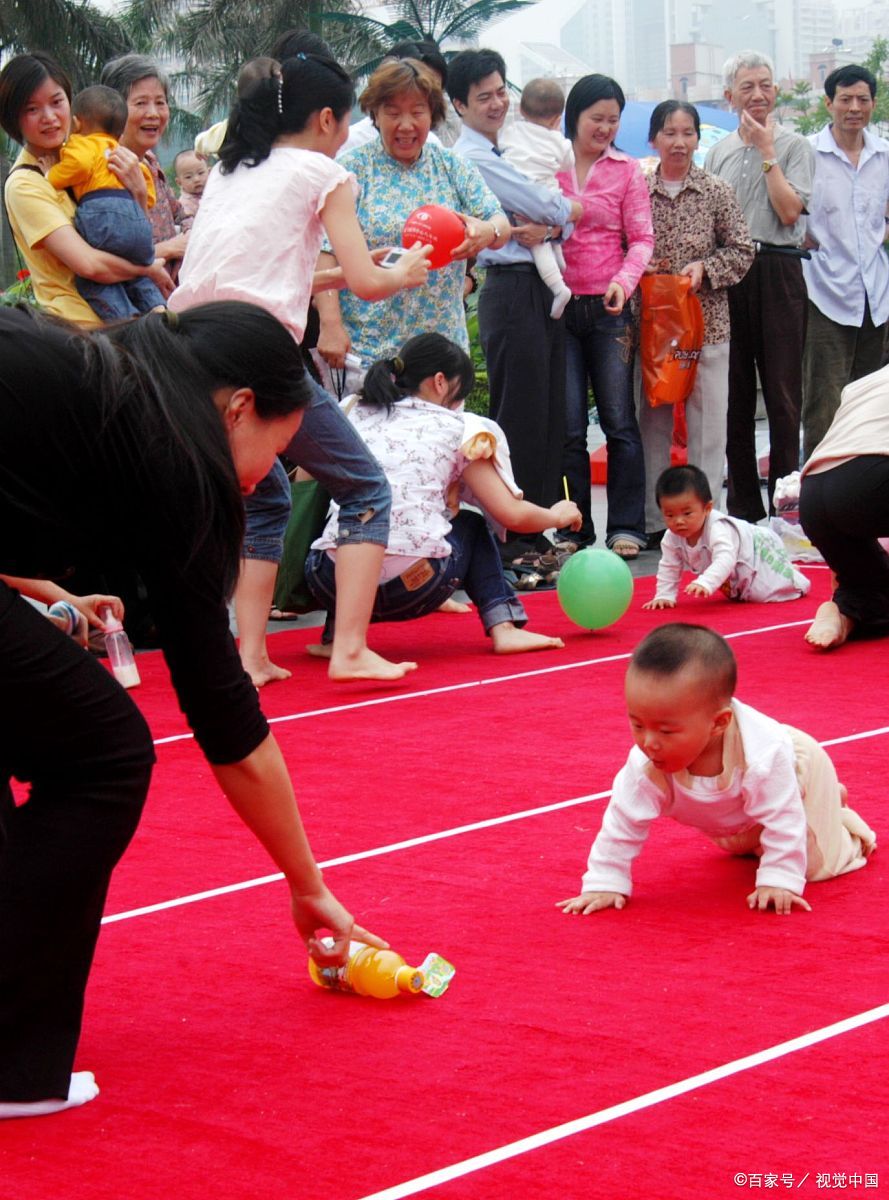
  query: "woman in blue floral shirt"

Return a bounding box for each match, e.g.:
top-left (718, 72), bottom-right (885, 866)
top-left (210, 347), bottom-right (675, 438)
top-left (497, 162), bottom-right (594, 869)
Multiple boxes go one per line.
top-left (315, 59), bottom-right (509, 373)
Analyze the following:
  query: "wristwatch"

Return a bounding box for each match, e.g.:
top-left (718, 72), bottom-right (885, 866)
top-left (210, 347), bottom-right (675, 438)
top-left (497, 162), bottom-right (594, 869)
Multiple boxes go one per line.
top-left (762, 158), bottom-right (779, 173)
top-left (544, 225), bottom-right (555, 242)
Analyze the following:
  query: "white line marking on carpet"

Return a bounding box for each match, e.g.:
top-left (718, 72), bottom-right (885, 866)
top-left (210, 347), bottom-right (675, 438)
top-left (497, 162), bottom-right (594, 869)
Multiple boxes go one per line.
top-left (102, 721), bottom-right (888, 926)
top-left (354, 1003), bottom-right (889, 1200)
top-left (151, 619), bottom-right (814, 748)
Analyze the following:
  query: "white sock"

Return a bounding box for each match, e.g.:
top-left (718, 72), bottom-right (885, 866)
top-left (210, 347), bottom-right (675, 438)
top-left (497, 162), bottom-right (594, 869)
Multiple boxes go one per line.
top-left (0, 1071), bottom-right (99, 1119)
top-left (550, 286), bottom-right (571, 320)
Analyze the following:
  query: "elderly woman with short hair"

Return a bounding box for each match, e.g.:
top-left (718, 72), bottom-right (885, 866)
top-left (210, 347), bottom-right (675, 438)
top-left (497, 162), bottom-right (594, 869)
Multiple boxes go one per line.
top-left (100, 53), bottom-right (188, 275)
top-left (315, 58), bottom-right (509, 375)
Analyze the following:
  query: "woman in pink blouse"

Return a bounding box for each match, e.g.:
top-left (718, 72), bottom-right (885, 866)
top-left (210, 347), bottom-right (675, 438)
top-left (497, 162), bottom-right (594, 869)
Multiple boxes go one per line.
top-left (556, 75), bottom-right (654, 558)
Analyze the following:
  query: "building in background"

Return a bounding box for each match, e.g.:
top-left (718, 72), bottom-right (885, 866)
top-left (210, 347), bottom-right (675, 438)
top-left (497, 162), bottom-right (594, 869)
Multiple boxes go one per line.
top-left (515, 41), bottom-right (597, 91)
top-left (836, 0), bottom-right (889, 57)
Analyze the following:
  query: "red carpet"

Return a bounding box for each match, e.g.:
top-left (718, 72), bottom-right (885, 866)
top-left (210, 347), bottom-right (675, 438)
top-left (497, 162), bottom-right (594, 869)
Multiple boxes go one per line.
top-left (2, 568), bottom-right (887, 1200)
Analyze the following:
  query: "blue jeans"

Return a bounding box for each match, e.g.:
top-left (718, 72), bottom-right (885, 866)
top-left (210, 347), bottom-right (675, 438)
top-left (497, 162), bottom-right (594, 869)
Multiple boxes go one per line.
top-left (243, 458), bottom-right (291, 562)
top-left (305, 509), bottom-right (527, 642)
top-left (243, 378), bottom-right (391, 563)
top-left (74, 190), bottom-right (165, 320)
top-left (563, 295), bottom-right (645, 548)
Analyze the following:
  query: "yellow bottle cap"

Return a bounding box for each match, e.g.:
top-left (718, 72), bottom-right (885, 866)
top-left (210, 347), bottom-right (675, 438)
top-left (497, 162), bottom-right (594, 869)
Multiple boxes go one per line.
top-left (396, 966), bottom-right (425, 994)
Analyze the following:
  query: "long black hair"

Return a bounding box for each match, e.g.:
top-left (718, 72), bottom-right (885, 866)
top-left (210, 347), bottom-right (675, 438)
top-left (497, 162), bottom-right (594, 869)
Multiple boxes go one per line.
top-left (361, 332), bottom-right (474, 412)
top-left (219, 52), bottom-right (353, 173)
top-left (95, 302), bottom-right (311, 595)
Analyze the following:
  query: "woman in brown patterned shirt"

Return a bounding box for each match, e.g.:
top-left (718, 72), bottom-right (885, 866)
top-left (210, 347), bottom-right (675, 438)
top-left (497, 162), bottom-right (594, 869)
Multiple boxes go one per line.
top-left (638, 100), bottom-right (754, 543)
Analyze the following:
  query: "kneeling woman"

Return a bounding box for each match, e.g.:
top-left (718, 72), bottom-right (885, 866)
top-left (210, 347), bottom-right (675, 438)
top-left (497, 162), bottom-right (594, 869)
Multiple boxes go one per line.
top-left (306, 334), bottom-right (582, 655)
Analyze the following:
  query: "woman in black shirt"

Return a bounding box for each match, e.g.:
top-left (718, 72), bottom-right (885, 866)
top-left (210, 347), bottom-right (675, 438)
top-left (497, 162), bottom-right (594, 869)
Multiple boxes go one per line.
top-left (0, 302), bottom-right (384, 1117)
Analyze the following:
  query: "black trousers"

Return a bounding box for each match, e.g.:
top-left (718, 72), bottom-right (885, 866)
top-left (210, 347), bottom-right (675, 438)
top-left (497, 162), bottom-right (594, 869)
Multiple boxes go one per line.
top-left (726, 252), bottom-right (807, 521)
top-left (799, 456), bottom-right (889, 638)
top-left (478, 265), bottom-right (567, 561)
top-left (0, 583), bottom-right (155, 1100)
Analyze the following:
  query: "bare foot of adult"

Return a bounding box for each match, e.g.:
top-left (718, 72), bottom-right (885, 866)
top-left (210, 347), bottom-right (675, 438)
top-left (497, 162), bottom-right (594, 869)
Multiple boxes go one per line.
top-left (307, 643), bottom-right (418, 681)
top-left (241, 656), bottom-right (292, 687)
top-left (490, 622), bottom-right (564, 654)
top-left (0, 1071), bottom-right (99, 1119)
top-left (438, 597), bottom-right (472, 614)
top-left (804, 601), bottom-right (854, 650)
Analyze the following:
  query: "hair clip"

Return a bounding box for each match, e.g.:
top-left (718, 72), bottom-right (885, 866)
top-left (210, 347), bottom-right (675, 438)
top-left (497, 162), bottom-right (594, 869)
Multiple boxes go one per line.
top-left (276, 76), bottom-right (284, 114)
top-left (392, 356), bottom-right (405, 375)
top-left (162, 308), bottom-right (179, 330)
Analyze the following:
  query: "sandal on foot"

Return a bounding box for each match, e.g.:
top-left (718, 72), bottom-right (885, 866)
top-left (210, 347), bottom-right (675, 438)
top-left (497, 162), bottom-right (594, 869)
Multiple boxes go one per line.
top-left (514, 570), bottom-right (543, 591)
top-left (610, 539), bottom-right (640, 560)
top-left (270, 607), bottom-right (301, 621)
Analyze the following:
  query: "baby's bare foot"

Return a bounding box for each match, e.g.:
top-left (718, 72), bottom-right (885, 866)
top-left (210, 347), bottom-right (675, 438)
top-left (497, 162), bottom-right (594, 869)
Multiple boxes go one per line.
top-left (804, 601), bottom-right (854, 650)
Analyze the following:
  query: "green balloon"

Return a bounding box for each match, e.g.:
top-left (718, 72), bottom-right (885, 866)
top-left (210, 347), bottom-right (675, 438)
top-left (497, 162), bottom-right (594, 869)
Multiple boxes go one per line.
top-left (556, 548), bottom-right (634, 630)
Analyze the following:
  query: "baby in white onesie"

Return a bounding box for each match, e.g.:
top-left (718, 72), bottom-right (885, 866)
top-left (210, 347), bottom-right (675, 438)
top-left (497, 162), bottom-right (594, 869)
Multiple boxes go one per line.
top-left (643, 464), bottom-right (811, 609)
top-left (499, 78), bottom-right (574, 319)
top-left (557, 624), bottom-right (875, 917)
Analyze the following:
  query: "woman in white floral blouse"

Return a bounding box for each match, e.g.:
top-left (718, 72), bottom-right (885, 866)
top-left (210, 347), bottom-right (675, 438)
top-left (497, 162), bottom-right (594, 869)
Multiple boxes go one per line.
top-left (315, 59), bottom-right (510, 378)
top-left (638, 100), bottom-right (755, 544)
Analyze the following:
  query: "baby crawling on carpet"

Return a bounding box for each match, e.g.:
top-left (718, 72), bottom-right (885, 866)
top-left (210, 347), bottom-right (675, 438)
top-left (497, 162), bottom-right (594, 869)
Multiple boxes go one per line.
top-left (558, 624), bottom-right (875, 917)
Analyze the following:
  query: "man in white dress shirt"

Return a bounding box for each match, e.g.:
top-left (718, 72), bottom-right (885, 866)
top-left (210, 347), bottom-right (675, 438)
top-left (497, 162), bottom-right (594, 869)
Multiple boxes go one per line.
top-left (801, 64), bottom-right (889, 460)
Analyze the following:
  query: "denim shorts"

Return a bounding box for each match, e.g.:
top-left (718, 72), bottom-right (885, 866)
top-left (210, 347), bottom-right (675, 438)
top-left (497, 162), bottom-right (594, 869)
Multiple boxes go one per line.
top-left (242, 457), bottom-right (291, 563)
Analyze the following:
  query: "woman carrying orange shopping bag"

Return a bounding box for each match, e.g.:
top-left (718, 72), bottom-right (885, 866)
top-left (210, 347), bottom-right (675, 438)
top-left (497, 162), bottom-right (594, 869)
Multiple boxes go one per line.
top-left (636, 100), bottom-right (754, 549)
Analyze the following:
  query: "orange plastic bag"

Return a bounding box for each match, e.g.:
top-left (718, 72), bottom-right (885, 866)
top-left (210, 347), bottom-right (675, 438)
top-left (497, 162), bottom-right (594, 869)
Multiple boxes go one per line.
top-left (638, 273), bottom-right (705, 406)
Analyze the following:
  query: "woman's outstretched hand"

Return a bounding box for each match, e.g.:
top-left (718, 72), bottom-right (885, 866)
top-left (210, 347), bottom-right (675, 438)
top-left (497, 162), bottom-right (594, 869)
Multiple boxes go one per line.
top-left (291, 881), bottom-right (389, 966)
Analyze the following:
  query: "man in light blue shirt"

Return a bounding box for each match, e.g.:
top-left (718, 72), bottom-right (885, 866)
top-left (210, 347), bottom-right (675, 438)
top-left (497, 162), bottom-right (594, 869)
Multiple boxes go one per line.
top-left (802, 64), bottom-right (889, 460)
top-left (449, 49), bottom-right (580, 569)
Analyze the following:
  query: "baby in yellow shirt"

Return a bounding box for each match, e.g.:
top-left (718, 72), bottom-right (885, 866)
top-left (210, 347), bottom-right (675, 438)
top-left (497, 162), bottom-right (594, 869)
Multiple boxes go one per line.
top-left (46, 85), bottom-right (165, 320)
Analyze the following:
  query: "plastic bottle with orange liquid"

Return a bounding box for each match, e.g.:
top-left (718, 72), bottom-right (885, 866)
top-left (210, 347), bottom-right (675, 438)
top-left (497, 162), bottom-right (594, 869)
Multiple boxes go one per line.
top-left (308, 940), bottom-right (425, 998)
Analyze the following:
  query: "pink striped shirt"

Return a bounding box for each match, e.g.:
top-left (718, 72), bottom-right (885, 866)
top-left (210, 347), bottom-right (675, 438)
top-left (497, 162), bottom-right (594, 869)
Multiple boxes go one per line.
top-left (557, 144), bottom-right (654, 298)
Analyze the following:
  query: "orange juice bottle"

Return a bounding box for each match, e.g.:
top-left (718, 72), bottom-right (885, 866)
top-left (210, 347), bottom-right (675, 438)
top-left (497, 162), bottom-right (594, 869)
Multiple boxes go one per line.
top-left (308, 939), bottom-right (424, 998)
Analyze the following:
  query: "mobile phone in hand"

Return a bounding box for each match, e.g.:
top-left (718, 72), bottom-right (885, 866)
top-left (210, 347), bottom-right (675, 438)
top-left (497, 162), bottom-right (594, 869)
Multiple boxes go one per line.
top-left (379, 247), bottom-right (408, 268)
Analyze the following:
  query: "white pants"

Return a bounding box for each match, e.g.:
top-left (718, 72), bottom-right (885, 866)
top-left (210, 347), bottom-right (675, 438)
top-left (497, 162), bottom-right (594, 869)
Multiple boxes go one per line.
top-left (530, 240), bottom-right (567, 299)
top-left (636, 340), bottom-right (730, 533)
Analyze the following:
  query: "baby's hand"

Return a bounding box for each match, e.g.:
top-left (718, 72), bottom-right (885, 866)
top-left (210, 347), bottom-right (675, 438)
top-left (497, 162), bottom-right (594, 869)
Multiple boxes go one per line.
top-left (642, 597), bottom-right (676, 610)
top-left (556, 891), bottom-right (626, 914)
top-left (684, 581), bottom-right (709, 599)
top-left (746, 886), bottom-right (811, 915)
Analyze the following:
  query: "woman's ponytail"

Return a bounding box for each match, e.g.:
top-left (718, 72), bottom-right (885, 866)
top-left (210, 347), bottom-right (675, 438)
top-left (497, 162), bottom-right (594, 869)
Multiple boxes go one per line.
top-left (218, 76), bottom-right (281, 173)
top-left (218, 52), bottom-right (353, 173)
top-left (360, 358), bottom-right (408, 411)
top-left (360, 333), bottom-right (474, 411)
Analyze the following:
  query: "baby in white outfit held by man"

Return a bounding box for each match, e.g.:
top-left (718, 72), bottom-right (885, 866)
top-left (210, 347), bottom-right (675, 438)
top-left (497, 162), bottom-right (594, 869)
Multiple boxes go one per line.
top-left (499, 77), bottom-right (574, 319)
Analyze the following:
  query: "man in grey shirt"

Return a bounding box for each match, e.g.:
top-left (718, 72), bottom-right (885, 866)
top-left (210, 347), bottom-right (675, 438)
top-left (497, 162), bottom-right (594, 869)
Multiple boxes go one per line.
top-left (706, 50), bottom-right (814, 522)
